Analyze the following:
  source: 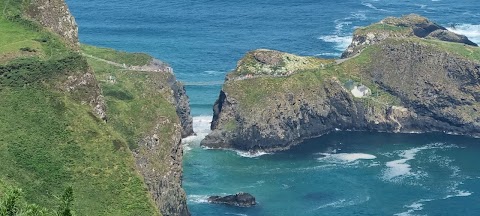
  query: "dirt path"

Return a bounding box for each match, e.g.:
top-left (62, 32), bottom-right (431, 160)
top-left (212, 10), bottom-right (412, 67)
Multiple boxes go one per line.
top-left (334, 50), bottom-right (363, 65)
top-left (82, 53), bottom-right (126, 68)
top-left (82, 53), bottom-right (172, 73)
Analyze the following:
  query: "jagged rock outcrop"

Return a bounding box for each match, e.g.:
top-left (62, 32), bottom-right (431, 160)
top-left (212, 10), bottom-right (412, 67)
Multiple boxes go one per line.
top-left (61, 66), bottom-right (107, 120)
top-left (202, 15), bottom-right (480, 152)
top-left (342, 14), bottom-right (477, 58)
top-left (133, 119), bottom-right (190, 216)
top-left (208, 193), bottom-right (256, 207)
top-left (25, 0), bottom-right (79, 47)
top-left (167, 73), bottom-right (194, 138)
top-left (123, 61), bottom-right (193, 215)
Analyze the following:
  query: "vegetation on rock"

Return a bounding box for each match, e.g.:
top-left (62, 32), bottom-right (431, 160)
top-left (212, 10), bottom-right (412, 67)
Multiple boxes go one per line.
top-left (202, 15), bottom-right (480, 152)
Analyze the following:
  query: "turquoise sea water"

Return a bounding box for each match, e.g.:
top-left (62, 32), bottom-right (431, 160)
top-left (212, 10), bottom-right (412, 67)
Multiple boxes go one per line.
top-left (66, 0), bottom-right (480, 215)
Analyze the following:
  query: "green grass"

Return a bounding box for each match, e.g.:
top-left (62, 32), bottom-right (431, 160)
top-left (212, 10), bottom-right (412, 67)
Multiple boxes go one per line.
top-left (223, 44), bottom-right (402, 116)
top-left (0, 6), bottom-right (161, 215)
top-left (355, 23), bottom-right (409, 35)
top-left (421, 39), bottom-right (480, 62)
top-left (81, 44), bottom-right (153, 66)
top-left (0, 14), bottom-right (72, 64)
top-left (85, 49), bottom-right (179, 175)
top-left (0, 53), bottom-right (87, 89)
top-left (0, 87), bottom-right (158, 215)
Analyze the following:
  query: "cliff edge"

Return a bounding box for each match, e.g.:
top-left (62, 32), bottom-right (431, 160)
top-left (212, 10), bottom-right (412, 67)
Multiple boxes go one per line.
top-left (201, 15), bottom-right (480, 152)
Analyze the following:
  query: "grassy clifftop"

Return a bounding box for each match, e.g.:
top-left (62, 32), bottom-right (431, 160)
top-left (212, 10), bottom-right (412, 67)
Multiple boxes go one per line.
top-left (0, 2), bottom-right (183, 215)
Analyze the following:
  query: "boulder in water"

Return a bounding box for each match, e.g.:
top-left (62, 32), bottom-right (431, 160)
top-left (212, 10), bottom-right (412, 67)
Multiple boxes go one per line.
top-left (208, 192), bottom-right (256, 207)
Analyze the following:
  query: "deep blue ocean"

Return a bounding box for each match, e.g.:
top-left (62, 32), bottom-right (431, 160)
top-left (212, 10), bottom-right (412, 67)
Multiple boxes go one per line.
top-left (66, 0), bottom-right (480, 215)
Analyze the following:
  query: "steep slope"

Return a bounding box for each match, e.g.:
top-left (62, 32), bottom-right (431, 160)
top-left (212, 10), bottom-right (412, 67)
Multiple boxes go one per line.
top-left (201, 15), bottom-right (480, 152)
top-left (0, 1), bottom-right (192, 215)
top-left (82, 45), bottom-right (192, 215)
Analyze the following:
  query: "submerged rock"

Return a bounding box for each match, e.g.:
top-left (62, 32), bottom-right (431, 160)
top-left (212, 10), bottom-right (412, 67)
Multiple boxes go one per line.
top-left (208, 193), bottom-right (256, 207)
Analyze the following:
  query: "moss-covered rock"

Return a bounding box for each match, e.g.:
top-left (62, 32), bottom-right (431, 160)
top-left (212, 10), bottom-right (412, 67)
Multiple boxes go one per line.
top-left (342, 14), bottom-right (477, 58)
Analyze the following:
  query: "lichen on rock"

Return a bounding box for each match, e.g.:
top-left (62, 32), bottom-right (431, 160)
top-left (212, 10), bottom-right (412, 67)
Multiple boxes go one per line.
top-left (25, 0), bottom-right (79, 48)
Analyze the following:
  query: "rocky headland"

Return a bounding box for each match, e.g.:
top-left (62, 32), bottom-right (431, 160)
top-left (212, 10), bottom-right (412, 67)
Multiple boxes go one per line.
top-left (201, 14), bottom-right (480, 152)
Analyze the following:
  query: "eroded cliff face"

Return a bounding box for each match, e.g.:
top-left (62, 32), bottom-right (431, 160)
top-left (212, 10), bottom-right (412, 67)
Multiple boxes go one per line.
top-left (26, 0), bottom-right (79, 47)
top-left (167, 74), bottom-right (194, 138)
top-left (134, 119), bottom-right (190, 216)
top-left (130, 69), bottom-right (192, 216)
top-left (202, 15), bottom-right (480, 152)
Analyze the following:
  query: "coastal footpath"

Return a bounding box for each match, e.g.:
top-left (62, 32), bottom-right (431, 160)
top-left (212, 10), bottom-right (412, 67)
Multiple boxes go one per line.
top-left (0, 0), bottom-right (192, 215)
top-left (202, 14), bottom-right (480, 152)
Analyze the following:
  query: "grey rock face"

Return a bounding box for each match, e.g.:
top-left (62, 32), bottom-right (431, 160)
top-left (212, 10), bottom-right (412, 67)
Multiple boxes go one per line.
top-left (165, 70), bottom-right (194, 138)
top-left (131, 65), bottom-right (193, 216)
top-left (26, 0), bottom-right (79, 47)
top-left (428, 29), bottom-right (478, 46)
top-left (133, 120), bottom-right (190, 216)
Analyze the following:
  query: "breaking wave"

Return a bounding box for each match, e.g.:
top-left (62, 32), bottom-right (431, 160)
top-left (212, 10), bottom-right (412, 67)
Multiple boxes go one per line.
top-left (182, 116), bottom-right (213, 152)
top-left (318, 153), bottom-right (377, 163)
top-left (187, 195), bottom-right (210, 204)
top-left (235, 150), bottom-right (271, 158)
top-left (447, 24), bottom-right (480, 45)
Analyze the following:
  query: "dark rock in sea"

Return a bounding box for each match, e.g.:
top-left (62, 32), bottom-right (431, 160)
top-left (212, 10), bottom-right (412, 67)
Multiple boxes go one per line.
top-left (208, 193), bottom-right (256, 207)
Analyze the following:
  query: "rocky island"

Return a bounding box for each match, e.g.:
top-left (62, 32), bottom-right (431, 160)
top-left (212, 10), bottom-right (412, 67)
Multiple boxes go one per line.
top-left (201, 14), bottom-right (480, 152)
top-left (0, 0), bottom-right (192, 215)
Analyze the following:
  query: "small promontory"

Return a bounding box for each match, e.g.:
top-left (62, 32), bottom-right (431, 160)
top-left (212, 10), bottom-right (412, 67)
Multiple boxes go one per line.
top-left (201, 14), bottom-right (480, 152)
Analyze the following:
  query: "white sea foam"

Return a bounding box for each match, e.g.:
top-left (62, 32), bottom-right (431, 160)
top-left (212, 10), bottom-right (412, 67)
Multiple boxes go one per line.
top-left (235, 150), bottom-right (271, 158)
top-left (444, 181), bottom-right (473, 199)
top-left (415, 4), bottom-right (427, 9)
top-left (314, 52), bottom-right (341, 57)
top-left (383, 148), bottom-right (423, 180)
top-left (361, 2), bottom-right (390, 12)
top-left (383, 143), bottom-right (458, 181)
top-left (318, 153), bottom-right (376, 163)
top-left (318, 35), bottom-right (353, 52)
top-left (394, 199), bottom-right (432, 216)
top-left (313, 196), bottom-right (370, 211)
top-left (447, 24), bottom-right (480, 45)
top-left (225, 213), bottom-right (248, 216)
top-left (187, 195), bottom-right (210, 204)
top-left (203, 70), bottom-right (224, 75)
top-left (182, 116), bottom-right (213, 152)
top-left (445, 190), bottom-right (473, 199)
